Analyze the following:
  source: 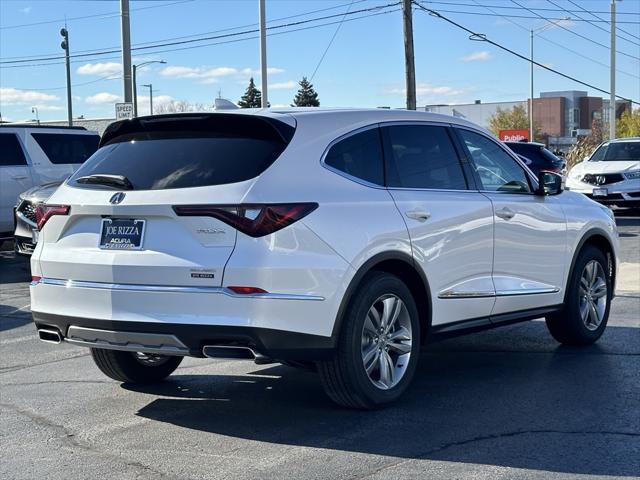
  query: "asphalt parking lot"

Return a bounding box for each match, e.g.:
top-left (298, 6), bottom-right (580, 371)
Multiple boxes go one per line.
top-left (1, 212), bottom-right (639, 480)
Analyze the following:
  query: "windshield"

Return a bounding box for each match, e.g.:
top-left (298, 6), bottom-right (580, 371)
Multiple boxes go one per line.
top-left (590, 142), bottom-right (640, 161)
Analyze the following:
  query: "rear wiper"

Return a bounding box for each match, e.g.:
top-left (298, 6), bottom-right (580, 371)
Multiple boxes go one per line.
top-left (75, 174), bottom-right (134, 190)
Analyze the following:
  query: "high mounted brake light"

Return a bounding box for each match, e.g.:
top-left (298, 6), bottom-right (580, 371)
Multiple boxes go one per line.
top-left (35, 204), bottom-right (70, 230)
top-left (173, 203), bottom-right (318, 238)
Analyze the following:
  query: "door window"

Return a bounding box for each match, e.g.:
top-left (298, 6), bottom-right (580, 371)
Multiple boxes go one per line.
top-left (382, 125), bottom-right (468, 190)
top-left (0, 133), bottom-right (27, 166)
top-left (324, 128), bottom-right (384, 186)
top-left (457, 129), bottom-right (531, 193)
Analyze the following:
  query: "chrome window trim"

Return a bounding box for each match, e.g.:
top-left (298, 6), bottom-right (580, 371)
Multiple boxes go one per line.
top-left (33, 277), bottom-right (325, 301)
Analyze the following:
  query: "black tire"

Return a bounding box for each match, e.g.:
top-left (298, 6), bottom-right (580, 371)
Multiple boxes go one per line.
top-left (317, 272), bottom-right (421, 409)
top-left (90, 348), bottom-right (183, 383)
top-left (545, 245), bottom-right (612, 345)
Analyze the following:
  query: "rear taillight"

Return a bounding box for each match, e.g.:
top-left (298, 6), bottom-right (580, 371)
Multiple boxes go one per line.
top-left (227, 286), bottom-right (268, 295)
top-left (35, 204), bottom-right (70, 230)
top-left (173, 203), bottom-right (318, 238)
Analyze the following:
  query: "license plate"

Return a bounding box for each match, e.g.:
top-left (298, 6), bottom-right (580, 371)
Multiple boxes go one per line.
top-left (592, 187), bottom-right (608, 197)
top-left (99, 218), bottom-right (145, 250)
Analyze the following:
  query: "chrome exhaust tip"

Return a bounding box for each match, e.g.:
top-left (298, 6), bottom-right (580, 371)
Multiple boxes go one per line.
top-left (202, 345), bottom-right (257, 360)
top-left (38, 328), bottom-right (62, 344)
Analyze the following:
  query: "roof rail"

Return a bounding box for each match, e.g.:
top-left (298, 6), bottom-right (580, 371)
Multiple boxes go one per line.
top-left (0, 124), bottom-right (88, 131)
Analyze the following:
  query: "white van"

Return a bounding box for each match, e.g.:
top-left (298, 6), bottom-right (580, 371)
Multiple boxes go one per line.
top-left (0, 125), bottom-right (100, 240)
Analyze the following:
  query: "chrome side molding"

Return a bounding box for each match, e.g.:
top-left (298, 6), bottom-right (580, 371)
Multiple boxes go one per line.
top-left (33, 277), bottom-right (324, 301)
top-left (439, 287), bottom-right (560, 299)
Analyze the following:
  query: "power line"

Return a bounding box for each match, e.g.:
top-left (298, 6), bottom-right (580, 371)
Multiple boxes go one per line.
top-left (0, 2), bottom-right (401, 66)
top-left (547, 0), bottom-right (639, 48)
top-left (566, 0), bottom-right (640, 45)
top-left (0, 6), bottom-right (401, 73)
top-left (423, 0), bottom-right (640, 16)
top-left (467, 0), bottom-right (638, 80)
top-left (413, 2), bottom-right (639, 105)
top-left (310, 0), bottom-right (355, 81)
top-left (510, 0), bottom-right (639, 61)
top-left (0, 0), bottom-right (194, 30)
top-left (0, 0), bottom-right (370, 61)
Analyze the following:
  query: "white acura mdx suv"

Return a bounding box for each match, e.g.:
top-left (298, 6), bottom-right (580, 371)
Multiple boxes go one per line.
top-left (30, 110), bottom-right (619, 408)
top-left (566, 137), bottom-right (640, 209)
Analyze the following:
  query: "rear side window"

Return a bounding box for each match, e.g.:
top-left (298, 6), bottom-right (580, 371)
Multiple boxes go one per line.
top-left (69, 116), bottom-right (292, 190)
top-left (32, 133), bottom-right (99, 165)
top-left (383, 125), bottom-right (467, 190)
top-left (0, 133), bottom-right (27, 166)
top-left (324, 128), bottom-right (384, 186)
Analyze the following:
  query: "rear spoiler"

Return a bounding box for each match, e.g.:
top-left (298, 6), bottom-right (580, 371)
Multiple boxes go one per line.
top-left (100, 113), bottom-right (296, 147)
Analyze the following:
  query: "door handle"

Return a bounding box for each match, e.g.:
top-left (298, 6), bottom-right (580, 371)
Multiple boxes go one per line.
top-left (496, 207), bottom-right (515, 220)
top-left (11, 176), bottom-right (28, 180)
top-left (405, 210), bottom-right (431, 222)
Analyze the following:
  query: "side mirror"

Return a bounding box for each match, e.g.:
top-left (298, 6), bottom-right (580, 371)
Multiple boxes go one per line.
top-left (536, 171), bottom-right (564, 196)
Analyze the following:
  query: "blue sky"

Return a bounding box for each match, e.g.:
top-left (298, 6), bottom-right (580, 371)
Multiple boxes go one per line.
top-left (1, 0), bottom-right (638, 121)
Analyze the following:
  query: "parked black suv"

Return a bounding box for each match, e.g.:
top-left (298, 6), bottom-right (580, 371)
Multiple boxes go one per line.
top-left (505, 141), bottom-right (566, 176)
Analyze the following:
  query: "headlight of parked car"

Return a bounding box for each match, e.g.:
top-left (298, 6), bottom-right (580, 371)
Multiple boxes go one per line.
top-left (623, 171), bottom-right (640, 180)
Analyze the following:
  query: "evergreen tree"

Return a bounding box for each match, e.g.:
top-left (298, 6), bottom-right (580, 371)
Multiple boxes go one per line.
top-left (292, 77), bottom-right (320, 107)
top-left (238, 77), bottom-right (262, 108)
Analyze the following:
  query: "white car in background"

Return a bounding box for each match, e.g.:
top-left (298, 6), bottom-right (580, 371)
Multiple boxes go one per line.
top-left (0, 125), bottom-right (100, 243)
top-left (566, 137), bottom-right (640, 209)
top-left (30, 110), bottom-right (619, 409)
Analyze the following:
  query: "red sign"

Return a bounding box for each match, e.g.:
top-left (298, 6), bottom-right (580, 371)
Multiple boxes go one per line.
top-left (499, 129), bottom-right (529, 142)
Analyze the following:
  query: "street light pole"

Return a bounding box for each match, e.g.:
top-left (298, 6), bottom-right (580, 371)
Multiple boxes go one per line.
top-left (142, 84), bottom-right (153, 115)
top-left (528, 17), bottom-right (570, 143)
top-left (132, 60), bottom-right (165, 117)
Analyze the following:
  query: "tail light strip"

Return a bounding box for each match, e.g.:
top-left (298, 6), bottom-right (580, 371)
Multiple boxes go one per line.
top-left (173, 203), bottom-right (318, 238)
top-left (35, 204), bottom-right (70, 230)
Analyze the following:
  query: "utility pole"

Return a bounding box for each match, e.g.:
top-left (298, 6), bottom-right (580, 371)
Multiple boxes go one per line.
top-left (529, 29), bottom-right (534, 141)
top-left (143, 84), bottom-right (153, 115)
top-left (402, 0), bottom-right (416, 110)
top-left (60, 28), bottom-right (73, 126)
top-left (120, 0), bottom-right (133, 103)
top-left (609, 0), bottom-right (616, 140)
top-left (259, 0), bottom-right (268, 108)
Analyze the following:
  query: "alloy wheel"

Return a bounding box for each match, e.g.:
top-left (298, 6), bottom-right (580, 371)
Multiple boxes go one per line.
top-left (579, 260), bottom-right (608, 331)
top-left (360, 294), bottom-right (413, 390)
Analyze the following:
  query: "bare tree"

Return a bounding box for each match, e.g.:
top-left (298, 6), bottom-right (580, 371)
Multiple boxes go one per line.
top-left (154, 101), bottom-right (207, 114)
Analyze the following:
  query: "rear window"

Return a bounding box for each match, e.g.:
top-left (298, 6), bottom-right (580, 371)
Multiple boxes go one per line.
top-left (68, 115), bottom-right (293, 190)
top-left (32, 133), bottom-right (99, 165)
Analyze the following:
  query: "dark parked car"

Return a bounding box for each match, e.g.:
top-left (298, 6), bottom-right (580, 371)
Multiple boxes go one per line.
top-left (505, 141), bottom-right (566, 176)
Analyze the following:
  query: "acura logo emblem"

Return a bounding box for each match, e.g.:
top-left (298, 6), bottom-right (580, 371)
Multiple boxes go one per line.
top-left (109, 192), bottom-right (126, 204)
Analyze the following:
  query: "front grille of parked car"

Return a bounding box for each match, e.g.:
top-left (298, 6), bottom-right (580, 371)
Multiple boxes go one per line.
top-left (581, 173), bottom-right (625, 185)
top-left (18, 201), bottom-right (37, 223)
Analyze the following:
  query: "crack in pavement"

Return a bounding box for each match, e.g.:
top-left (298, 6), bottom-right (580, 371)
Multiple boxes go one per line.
top-left (349, 429), bottom-right (640, 479)
top-left (0, 402), bottom-right (180, 480)
top-left (0, 352), bottom-right (91, 375)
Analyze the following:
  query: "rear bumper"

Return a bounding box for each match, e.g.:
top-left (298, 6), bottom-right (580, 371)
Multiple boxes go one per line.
top-left (32, 312), bottom-right (336, 360)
